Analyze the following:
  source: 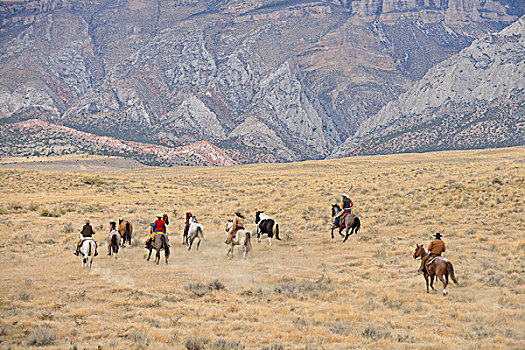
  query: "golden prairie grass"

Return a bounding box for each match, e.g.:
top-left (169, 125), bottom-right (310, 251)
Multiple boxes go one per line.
top-left (0, 147), bottom-right (524, 349)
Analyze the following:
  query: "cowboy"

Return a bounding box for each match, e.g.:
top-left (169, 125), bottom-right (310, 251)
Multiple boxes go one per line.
top-left (146, 216), bottom-right (167, 248)
top-left (418, 233), bottom-right (446, 272)
top-left (225, 211), bottom-right (245, 244)
top-left (333, 193), bottom-right (354, 228)
top-left (75, 220), bottom-right (98, 256)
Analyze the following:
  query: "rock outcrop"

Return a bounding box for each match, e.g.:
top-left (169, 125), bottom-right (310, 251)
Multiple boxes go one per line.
top-left (332, 16), bottom-right (525, 157)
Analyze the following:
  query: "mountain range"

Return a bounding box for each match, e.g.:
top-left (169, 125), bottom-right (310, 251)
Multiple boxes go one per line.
top-left (0, 0), bottom-right (523, 165)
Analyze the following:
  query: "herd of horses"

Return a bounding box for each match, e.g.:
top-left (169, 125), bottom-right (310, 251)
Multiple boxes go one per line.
top-left (76, 205), bottom-right (457, 295)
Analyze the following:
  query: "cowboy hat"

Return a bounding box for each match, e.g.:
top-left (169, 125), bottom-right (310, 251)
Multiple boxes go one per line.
top-left (342, 193), bottom-right (349, 198)
top-left (434, 232), bottom-right (442, 239)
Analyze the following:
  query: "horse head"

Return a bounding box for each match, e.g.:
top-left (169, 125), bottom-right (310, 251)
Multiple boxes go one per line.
top-left (255, 211), bottom-right (263, 224)
top-left (225, 219), bottom-right (233, 232)
top-left (119, 218), bottom-right (123, 225)
top-left (78, 231), bottom-right (84, 240)
top-left (331, 204), bottom-right (340, 217)
top-left (163, 214), bottom-right (169, 225)
top-left (189, 216), bottom-right (197, 224)
top-left (413, 244), bottom-right (425, 259)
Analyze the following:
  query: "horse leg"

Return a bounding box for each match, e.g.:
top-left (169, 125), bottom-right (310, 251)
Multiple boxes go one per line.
top-left (196, 238), bottom-right (201, 251)
top-left (242, 244), bottom-right (247, 260)
top-left (430, 275), bottom-right (436, 292)
top-left (147, 248), bottom-right (152, 261)
top-left (331, 227), bottom-right (335, 239)
top-left (424, 273), bottom-right (429, 293)
top-left (229, 244), bottom-right (234, 259)
top-left (343, 227), bottom-right (351, 242)
top-left (188, 237), bottom-right (193, 251)
top-left (268, 237), bottom-right (272, 246)
top-left (438, 269), bottom-right (448, 295)
top-left (338, 227), bottom-right (344, 238)
top-left (156, 249), bottom-right (160, 264)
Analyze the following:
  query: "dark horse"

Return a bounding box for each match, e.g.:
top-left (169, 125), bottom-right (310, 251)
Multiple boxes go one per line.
top-left (413, 244), bottom-right (457, 295)
top-left (331, 204), bottom-right (360, 242)
top-left (146, 234), bottom-right (170, 265)
top-left (118, 219), bottom-right (133, 247)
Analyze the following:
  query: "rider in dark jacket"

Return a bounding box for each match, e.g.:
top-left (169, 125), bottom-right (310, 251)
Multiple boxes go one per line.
top-left (333, 193), bottom-right (354, 227)
top-left (75, 220), bottom-right (98, 256)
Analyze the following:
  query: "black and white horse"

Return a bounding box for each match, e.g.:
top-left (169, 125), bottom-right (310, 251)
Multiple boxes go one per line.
top-left (255, 211), bottom-right (281, 246)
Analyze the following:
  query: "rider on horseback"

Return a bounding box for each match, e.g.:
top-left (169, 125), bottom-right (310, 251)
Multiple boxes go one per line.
top-left (75, 220), bottom-right (98, 256)
top-left (332, 193), bottom-right (354, 228)
top-left (146, 216), bottom-right (167, 249)
top-left (225, 211), bottom-right (245, 244)
top-left (418, 233), bottom-right (446, 272)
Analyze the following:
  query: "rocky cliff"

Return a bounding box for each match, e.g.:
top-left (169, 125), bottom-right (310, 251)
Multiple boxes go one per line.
top-left (0, 0), bottom-right (523, 165)
top-left (332, 15), bottom-right (524, 157)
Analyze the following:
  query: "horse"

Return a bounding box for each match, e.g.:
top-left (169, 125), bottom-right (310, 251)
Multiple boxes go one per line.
top-left (255, 211), bottom-right (281, 245)
top-left (146, 233), bottom-right (170, 265)
top-left (107, 229), bottom-right (121, 259)
top-left (187, 216), bottom-right (204, 251)
top-left (413, 244), bottom-right (458, 295)
top-left (78, 232), bottom-right (96, 269)
top-left (225, 220), bottom-right (252, 260)
top-left (118, 219), bottom-right (133, 247)
top-left (331, 204), bottom-right (360, 242)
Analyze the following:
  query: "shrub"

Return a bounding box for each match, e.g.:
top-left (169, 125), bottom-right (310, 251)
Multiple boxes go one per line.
top-left (211, 338), bottom-right (245, 350)
top-left (28, 202), bottom-right (39, 211)
top-left (129, 330), bottom-right (147, 348)
top-left (186, 280), bottom-right (226, 297)
top-left (185, 336), bottom-right (208, 350)
top-left (63, 222), bottom-right (74, 234)
top-left (363, 324), bottom-right (390, 340)
top-left (40, 208), bottom-right (65, 217)
top-left (82, 176), bottom-right (105, 186)
top-left (26, 327), bottom-right (56, 346)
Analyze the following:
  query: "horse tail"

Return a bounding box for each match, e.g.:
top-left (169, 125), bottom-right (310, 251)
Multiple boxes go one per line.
top-left (355, 217), bottom-right (361, 234)
top-left (446, 262), bottom-right (458, 284)
top-left (197, 225), bottom-right (203, 239)
top-left (162, 234), bottom-right (170, 259)
top-left (125, 221), bottom-right (130, 235)
top-left (274, 223), bottom-right (281, 240)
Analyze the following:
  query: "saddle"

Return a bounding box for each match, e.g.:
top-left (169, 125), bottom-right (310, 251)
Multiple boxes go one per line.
top-left (426, 256), bottom-right (448, 266)
top-left (338, 210), bottom-right (353, 227)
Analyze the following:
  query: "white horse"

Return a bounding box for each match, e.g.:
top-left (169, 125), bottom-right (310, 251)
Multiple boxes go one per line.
top-left (225, 220), bottom-right (252, 260)
top-left (78, 232), bottom-right (96, 269)
top-left (187, 216), bottom-right (204, 251)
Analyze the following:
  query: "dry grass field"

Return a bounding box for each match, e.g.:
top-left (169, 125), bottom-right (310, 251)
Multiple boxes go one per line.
top-left (0, 147), bottom-right (523, 349)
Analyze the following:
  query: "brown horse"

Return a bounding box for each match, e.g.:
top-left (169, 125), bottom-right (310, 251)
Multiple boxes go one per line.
top-left (118, 219), bottom-right (133, 247)
top-left (413, 244), bottom-right (458, 295)
top-left (331, 204), bottom-right (360, 242)
top-left (183, 212), bottom-right (192, 245)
